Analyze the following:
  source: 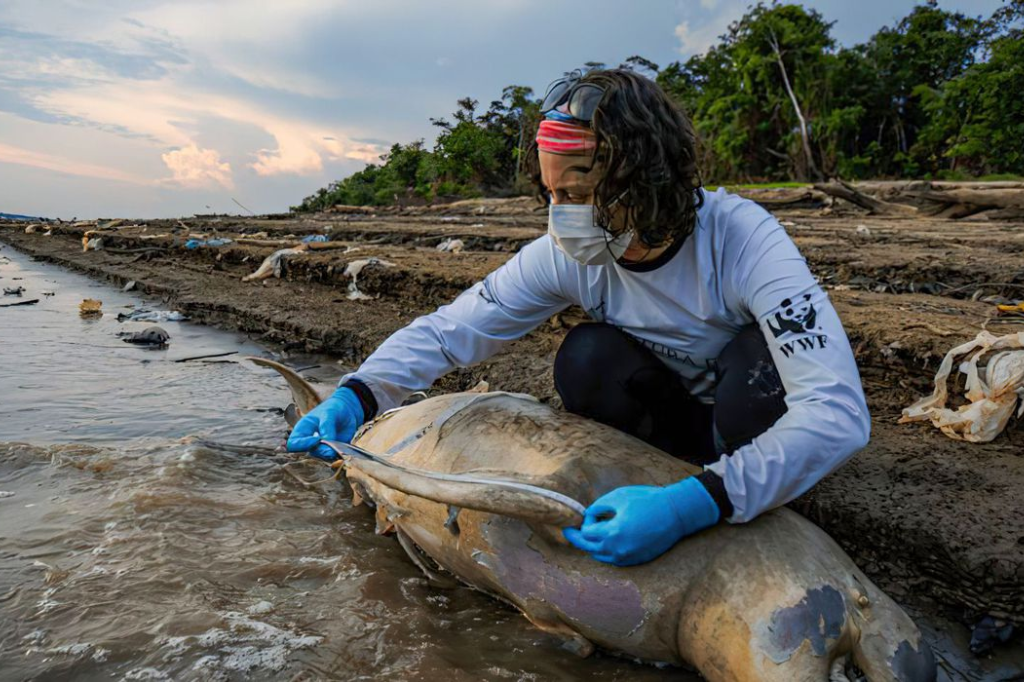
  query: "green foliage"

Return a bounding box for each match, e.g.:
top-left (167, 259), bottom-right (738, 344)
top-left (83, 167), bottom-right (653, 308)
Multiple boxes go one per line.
top-left (293, 85), bottom-right (541, 211)
top-left (294, 2), bottom-right (1021, 211)
top-left (657, 1), bottom-right (1011, 182)
top-left (916, 27), bottom-right (1024, 175)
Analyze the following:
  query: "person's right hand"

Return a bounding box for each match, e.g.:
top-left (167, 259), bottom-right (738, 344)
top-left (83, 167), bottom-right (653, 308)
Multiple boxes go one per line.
top-left (286, 387), bottom-right (365, 460)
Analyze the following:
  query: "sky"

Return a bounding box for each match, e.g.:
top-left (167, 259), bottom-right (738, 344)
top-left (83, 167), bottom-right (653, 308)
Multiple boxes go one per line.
top-left (0, 0), bottom-right (1004, 219)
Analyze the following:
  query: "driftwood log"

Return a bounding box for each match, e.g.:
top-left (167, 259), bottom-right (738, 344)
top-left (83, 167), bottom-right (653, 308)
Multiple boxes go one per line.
top-left (814, 180), bottom-right (918, 215)
top-left (813, 181), bottom-right (1024, 220)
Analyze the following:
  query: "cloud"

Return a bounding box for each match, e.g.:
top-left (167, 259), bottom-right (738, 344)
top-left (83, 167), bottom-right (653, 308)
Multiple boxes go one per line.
top-left (126, 0), bottom-right (343, 98)
top-left (674, 20), bottom-right (720, 57)
top-left (0, 141), bottom-right (150, 185)
top-left (22, 61), bottom-right (384, 179)
top-left (162, 144), bottom-right (233, 188)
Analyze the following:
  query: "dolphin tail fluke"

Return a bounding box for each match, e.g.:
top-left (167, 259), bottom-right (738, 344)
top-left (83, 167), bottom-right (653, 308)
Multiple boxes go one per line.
top-left (247, 357), bottom-right (325, 418)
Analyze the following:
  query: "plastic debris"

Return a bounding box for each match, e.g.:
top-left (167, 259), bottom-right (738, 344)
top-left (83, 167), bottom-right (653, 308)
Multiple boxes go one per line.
top-left (79, 299), bottom-right (103, 318)
top-left (900, 331), bottom-right (1024, 442)
top-left (119, 326), bottom-right (170, 347)
top-left (185, 237), bottom-right (233, 249)
top-left (969, 616), bottom-right (1015, 655)
top-left (996, 302), bottom-right (1024, 317)
top-left (301, 234), bottom-right (328, 243)
top-left (242, 244), bottom-right (309, 282)
top-left (436, 238), bottom-right (464, 254)
top-left (116, 309), bottom-right (188, 323)
top-left (123, 281), bottom-right (137, 292)
top-left (83, 237), bottom-right (103, 251)
top-left (343, 257), bottom-right (395, 300)
top-left (3, 286), bottom-right (24, 296)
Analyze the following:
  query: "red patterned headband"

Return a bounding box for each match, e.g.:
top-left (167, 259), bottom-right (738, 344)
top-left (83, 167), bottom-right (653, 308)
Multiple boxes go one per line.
top-left (536, 119), bottom-right (596, 155)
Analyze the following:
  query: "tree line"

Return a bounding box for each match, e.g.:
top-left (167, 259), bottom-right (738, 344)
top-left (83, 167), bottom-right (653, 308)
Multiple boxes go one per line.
top-left (293, 1), bottom-right (1022, 212)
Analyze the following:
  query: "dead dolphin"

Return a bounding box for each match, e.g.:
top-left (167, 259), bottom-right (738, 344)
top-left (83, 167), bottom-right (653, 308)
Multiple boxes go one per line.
top-left (119, 325), bottom-right (170, 347)
top-left (252, 357), bottom-right (936, 682)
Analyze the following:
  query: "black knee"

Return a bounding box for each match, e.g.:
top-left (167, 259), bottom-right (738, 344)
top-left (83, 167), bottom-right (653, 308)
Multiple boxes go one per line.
top-left (554, 323), bottom-right (715, 461)
top-left (714, 325), bottom-right (788, 451)
top-left (554, 323), bottom-right (658, 431)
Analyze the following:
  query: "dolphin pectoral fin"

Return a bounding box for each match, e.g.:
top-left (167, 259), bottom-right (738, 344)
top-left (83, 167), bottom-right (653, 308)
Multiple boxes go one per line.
top-left (520, 609), bottom-right (595, 658)
top-left (395, 526), bottom-right (460, 590)
top-left (247, 357), bottom-right (326, 417)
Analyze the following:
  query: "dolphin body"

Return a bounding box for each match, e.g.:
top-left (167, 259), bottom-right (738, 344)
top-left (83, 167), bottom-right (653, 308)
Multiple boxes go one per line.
top-left (254, 358), bottom-right (936, 682)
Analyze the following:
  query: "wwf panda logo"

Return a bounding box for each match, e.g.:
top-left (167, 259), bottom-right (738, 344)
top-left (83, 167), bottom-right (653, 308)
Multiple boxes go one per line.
top-left (768, 294), bottom-right (818, 338)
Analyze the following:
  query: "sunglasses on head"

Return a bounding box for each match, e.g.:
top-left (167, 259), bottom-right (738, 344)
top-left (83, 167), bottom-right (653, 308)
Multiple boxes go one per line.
top-left (540, 71), bottom-right (605, 123)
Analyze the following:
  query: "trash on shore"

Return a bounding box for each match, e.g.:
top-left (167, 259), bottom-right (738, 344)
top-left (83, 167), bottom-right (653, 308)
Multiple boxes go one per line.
top-left (83, 237), bottom-right (103, 251)
top-left (900, 330), bottom-right (1024, 442)
top-left (118, 326), bottom-right (170, 347)
top-left (344, 257), bottom-right (394, 300)
top-left (185, 237), bottom-right (233, 249)
top-left (970, 616), bottom-right (1015, 654)
top-left (123, 281), bottom-right (136, 292)
top-left (3, 286), bottom-right (24, 296)
top-left (436, 238), bottom-right (464, 254)
top-left (116, 308), bottom-right (188, 323)
top-left (242, 244), bottom-right (309, 282)
top-left (301, 234), bottom-right (328, 243)
top-left (996, 302), bottom-right (1024, 317)
top-left (79, 299), bottom-right (103, 318)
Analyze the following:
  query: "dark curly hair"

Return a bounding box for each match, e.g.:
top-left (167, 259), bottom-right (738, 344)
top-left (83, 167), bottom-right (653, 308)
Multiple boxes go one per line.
top-left (528, 68), bottom-right (704, 249)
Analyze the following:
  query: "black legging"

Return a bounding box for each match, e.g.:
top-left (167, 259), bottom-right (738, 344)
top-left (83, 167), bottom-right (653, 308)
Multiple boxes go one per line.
top-left (553, 323), bottom-right (787, 466)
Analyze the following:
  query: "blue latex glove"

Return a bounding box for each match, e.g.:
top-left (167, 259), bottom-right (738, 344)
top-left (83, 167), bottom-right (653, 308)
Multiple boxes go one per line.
top-left (286, 387), bottom-right (365, 460)
top-left (563, 477), bottom-right (720, 566)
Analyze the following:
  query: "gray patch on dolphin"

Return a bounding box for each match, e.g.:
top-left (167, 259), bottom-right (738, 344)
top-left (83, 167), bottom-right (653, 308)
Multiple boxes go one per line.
top-left (890, 639), bottom-right (937, 682)
top-left (761, 585), bottom-right (846, 663)
top-left (479, 517), bottom-right (646, 638)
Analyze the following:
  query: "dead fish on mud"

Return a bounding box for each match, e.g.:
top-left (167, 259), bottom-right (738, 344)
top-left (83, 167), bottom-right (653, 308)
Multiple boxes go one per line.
top-left (251, 357), bottom-right (937, 682)
top-left (118, 325), bottom-right (169, 348)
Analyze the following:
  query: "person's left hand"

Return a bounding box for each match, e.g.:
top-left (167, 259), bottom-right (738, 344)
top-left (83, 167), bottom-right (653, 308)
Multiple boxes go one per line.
top-left (563, 477), bottom-right (720, 566)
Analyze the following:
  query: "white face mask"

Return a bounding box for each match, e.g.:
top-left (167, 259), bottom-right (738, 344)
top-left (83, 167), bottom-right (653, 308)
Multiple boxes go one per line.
top-left (547, 203), bottom-right (634, 266)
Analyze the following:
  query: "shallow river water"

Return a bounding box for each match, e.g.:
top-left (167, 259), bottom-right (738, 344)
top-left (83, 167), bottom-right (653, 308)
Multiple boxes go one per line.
top-left (0, 247), bottom-right (692, 681)
top-left (0, 245), bottom-right (1019, 682)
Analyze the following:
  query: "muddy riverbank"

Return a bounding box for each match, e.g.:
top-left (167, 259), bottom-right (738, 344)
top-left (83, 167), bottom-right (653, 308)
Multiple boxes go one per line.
top-left (2, 197), bottom-right (1023, 669)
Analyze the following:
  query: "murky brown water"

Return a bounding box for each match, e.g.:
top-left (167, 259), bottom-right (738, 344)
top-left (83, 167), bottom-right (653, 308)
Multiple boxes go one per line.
top-left (1, 246), bottom-right (1020, 682)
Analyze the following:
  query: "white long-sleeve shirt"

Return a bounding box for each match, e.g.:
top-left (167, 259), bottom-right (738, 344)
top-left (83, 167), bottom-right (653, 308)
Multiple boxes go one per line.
top-left (342, 188), bottom-right (870, 522)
